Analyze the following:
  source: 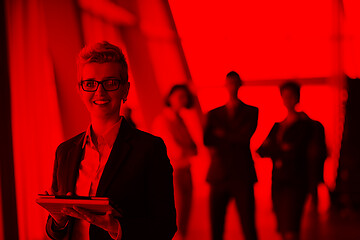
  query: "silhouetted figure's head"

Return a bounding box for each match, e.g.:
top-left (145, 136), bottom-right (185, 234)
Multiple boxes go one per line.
top-left (225, 71), bottom-right (243, 99)
top-left (165, 84), bottom-right (194, 112)
top-left (76, 41), bottom-right (130, 120)
top-left (280, 81), bottom-right (300, 112)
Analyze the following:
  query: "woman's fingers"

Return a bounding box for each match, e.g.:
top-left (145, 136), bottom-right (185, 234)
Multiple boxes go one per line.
top-left (62, 207), bottom-right (85, 220)
top-left (72, 206), bottom-right (94, 223)
top-left (62, 206), bottom-right (119, 234)
top-left (64, 206), bottom-right (97, 225)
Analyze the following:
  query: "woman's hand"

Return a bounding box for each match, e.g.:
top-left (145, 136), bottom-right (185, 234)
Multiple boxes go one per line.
top-left (45, 190), bottom-right (70, 228)
top-left (62, 207), bottom-right (121, 237)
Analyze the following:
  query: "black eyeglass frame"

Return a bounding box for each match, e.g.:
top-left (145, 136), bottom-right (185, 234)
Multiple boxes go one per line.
top-left (79, 79), bottom-right (125, 92)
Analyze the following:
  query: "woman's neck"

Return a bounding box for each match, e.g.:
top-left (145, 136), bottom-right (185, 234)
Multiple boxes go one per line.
top-left (91, 115), bottom-right (121, 137)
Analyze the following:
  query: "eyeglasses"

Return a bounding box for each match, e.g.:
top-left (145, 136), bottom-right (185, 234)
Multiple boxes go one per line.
top-left (80, 79), bottom-right (125, 92)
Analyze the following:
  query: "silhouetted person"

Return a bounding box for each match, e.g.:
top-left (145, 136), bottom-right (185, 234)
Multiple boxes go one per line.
top-left (257, 81), bottom-right (326, 240)
top-left (45, 41), bottom-right (177, 239)
top-left (153, 84), bottom-right (197, 240)
top-left (204, 71), bottom-right (258, 240)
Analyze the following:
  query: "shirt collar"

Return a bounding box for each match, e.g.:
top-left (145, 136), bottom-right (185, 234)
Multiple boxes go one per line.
top-left (82, 117), bottom-right (123, 149)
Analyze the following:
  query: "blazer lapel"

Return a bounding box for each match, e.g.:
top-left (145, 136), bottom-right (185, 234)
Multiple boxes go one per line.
top-left (234, 101), bottom-right (246, 122)
top-left (61, 133), bottom-right (85, 194)
top-left (96, 119), bottom-right (133, 196)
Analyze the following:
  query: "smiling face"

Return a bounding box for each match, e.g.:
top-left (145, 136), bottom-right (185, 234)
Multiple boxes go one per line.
top-left (79, 62), bottom-right (129, 120)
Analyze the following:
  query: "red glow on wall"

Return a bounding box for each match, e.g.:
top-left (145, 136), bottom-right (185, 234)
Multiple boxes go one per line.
top-left (343, 0), bottom-right (360, 78)
top-left (169, 0), bottom-right (339, 84)
top-left (168, 0), bottom-right (347, 191)
top-left (4, 0), bottom-right (360, 239)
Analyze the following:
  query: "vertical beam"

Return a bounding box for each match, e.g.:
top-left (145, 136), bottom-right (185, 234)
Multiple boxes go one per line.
top-left (0, 0), bottom-right (19, 238)
top-left (120, 1), bottom-right (164, 130)
top-left (119, 0), bottom-right (199, 129)
top-left (43, 0), bottom-right (87, 139)
top-left (161, 0), bottom-right (205, 124)
top-left (161, 0), bottom-right (192, 82)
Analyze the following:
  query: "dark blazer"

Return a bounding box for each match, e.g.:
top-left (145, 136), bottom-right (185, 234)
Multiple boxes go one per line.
top-left (307, 119), bottom-right (327, 185)
top-left (204, 101), bottom-right (258, 185)
top-left (257, 115), bottom-right (327, 187)
top-left (46, 119), bottom-right (177, 240)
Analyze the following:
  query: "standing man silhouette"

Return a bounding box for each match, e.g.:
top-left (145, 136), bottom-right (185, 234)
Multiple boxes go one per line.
top-left (204, 71), bottom-right (258, 240)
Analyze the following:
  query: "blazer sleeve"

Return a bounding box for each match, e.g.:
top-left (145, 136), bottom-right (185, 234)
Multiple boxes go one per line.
top-left (204, 107), bottom-right (259, 146)
top-left (307, 121), bottom-right (328, 184)
top-left (227, 107), bottom-right (258, 144)
top-left (119, 138), bottom-right (177, 240)
top-left (257, 124), bottom-right (279, 159)
top-left (45, 145), bottom-right (70, 240)
top-left (203, 110), bottom-right (221, 147)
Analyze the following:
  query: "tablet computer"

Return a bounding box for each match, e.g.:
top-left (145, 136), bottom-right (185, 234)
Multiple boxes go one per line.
top-left (36, 195), bottom-right (121, 217)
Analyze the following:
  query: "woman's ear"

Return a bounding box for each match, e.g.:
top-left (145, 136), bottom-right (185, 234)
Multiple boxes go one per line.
top-left (122, 82), bottom-right (130, 103)
top-left (77, 82), bottom-right (82, 95)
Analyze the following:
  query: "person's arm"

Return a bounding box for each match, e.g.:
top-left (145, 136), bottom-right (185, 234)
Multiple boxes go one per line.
top-left (45, 146), bottom-right (71, 240)
top-left (204, 111), bottom-right (225, 147)
top-left (257, 124), bottom-right (277, 158)
top-left (307, 121), bottom-right (328, 184)
top-left (118, 138), bottom-right (177, 239)
top-left (61, 207), bottom-right (121, 239)
top-left (308, 122), bottom-right (327, 163)
top-left (228, 107), bottom-right (259, 144)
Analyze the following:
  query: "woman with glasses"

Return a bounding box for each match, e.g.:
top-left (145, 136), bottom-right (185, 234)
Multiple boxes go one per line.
top-left (45, 41), bottom-right (177, 240)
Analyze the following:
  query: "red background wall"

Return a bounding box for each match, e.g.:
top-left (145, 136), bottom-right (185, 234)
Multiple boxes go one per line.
top-left (3, 0), bottom-right (360, 239)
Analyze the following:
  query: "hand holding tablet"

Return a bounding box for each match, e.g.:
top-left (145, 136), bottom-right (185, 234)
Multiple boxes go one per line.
top-left (37, 194), bottom-right (122, 235)
top-left (36, 194), bottom-right (121, 217)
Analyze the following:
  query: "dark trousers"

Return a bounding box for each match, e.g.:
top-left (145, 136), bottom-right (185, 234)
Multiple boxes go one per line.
top-left (209, 182), bottom-right (258, 240)
top-left (272, 183), bottom-right (307, 233)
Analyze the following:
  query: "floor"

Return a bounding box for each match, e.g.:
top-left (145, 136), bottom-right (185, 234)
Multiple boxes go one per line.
top-left (173, 156), bottom-right (360, 240)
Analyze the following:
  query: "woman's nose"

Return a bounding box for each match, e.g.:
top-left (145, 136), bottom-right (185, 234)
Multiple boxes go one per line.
top-left (94, 83), bottom-right (107, 96)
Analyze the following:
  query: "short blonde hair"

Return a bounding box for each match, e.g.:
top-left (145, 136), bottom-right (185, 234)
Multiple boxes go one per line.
top-left (77, 41), bottom-right (128, 82)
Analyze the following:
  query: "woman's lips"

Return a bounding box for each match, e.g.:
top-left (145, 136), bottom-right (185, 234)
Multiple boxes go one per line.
top-left (93, 100), bottom-right (110, 105)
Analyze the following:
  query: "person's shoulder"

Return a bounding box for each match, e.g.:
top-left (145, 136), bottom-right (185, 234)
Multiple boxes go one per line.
top-left (131, 128), bottom-right (165, 146)
top-left (298, 112), bottom-right (324, 128)
top-left (270, 122), bottom-right (280, 131)
top-left (241, 102), bottom-right (258, 112)
top-left (56, 132), bottom-right (85, 152)
top-left (130, 129), bottom-right (169, 157)
top-left (133, 128), bottom-right (157, 139)
top-left (207, 105), bottom-right (226, 115)
top-left (311, 119), bottom-right (324, 127)
top-left (310, 119), bottom-right (325, 133)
